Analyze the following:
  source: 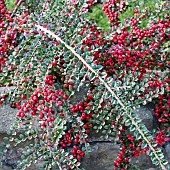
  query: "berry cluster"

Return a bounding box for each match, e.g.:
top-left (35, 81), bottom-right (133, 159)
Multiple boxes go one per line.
top-left (102, 0), bottom-right (126, 25)
top-left (0, 0), bottom-right (28, 72)
top-left (155, 129), bottom-right (169, 146)
top-left (71, 146), bottom-right (85, 162)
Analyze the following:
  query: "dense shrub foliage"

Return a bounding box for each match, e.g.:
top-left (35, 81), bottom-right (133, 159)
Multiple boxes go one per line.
top-left (0, 0), bottom-right (169, 170)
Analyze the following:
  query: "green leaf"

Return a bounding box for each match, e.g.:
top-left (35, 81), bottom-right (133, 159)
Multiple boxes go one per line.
top-left (125, 119), bottom-right (131, 126)
top-left (89, 72), bottom-right (96, 81)
top-left (134, 131), bottom-right (142, 140)
top-left (142, 142), bottom-right (148, 148)
top-left (130, 125), bottom-right (136, 132)
top-left (86, 58), bottom-right (93, 64)
top-left (19, 134), bottom-right (24, 139)
top-left (105, 91), bottom-right (111, 99)
top-left (98, 85), bottom-right (105, 91)
top-left (3, 137), bottom-right (9, 142)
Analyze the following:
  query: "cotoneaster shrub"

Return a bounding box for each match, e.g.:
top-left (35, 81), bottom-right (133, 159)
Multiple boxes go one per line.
top-left (0, 0), bottom-right (169, 170)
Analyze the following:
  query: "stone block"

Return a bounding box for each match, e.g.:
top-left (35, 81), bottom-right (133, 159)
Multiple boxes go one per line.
top-left (135, 104), bottom-right (155, 131)
top-left (81, 143), bottom-right (119, 170)
top-left (132, 154), bottom-right (158, 170)
top-left (0, 105), bottom-right (18, 133)
top-left (0, 87), bottom-right (18, 133)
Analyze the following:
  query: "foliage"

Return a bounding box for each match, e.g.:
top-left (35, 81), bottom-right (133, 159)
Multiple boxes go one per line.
top-left (87, 0), bottom-right (167, 31)
top-left (0, 0), bottom-right (169, 170)
top-left (5, 0), bottom-right (16, 9)
top-left (87, 4), bottom-right (110, 32)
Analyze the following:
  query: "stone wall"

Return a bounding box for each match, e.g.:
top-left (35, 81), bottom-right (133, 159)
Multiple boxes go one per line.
top-left (0, 87), bottom-right (169, 170)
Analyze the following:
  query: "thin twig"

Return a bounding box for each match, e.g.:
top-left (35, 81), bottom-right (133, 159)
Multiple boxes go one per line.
top-left (10, 0), bottom-right (24, 18)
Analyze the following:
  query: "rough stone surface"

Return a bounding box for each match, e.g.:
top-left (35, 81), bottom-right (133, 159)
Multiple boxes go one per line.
top-left (135, 104), bottom-right (155, 131)
top-left (164, 143), bottom-right (170, 169)
top-left (132, 154), bottom-right (158, 170)
top-left (0, 145), bottom-right (44, 170)
top-left (165, 143), bottom-right (170, 160)
top-left (81, 143), bottom-right (118, 170)
top-left (0, 105), bottom-right (18, 133)
top-left (0, 167), bottom-right (12, 170)
top-left (72, 84), bottom-right (89, 104)
top-left (0, 87), bottom-right (18, 133)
